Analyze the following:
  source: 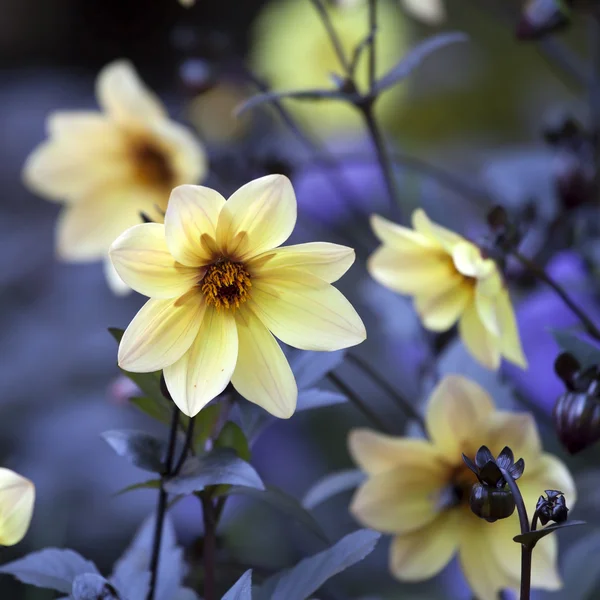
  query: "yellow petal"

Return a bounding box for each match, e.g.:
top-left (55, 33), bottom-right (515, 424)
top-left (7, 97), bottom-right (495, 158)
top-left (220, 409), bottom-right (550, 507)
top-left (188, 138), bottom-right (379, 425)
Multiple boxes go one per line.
top-left (458, 301), bottom-right (501, 370)
top-left (163, 307), bottom-right (238, 416)
top-left (483, 411), bottom-right (542, 471)
top-left (370, 214), bottom-right (437, 251)
top-left (519, 453), bottom-right (576, 510)
top-left (486, 515), bottom-right (561, 592)
top-left (497, 288), bottom-right (528, 368)
top-left (250, 273), bottom-right (366, 351)
top-left (474, 278), bottom-right (501, 337)
top-left (401, 0), bottom-right (445, 24)
top-left (452, 242), bottom-right (496, 279)
top-left (350, 466), bottom-right (443, 534)
top-left (118, 290), bottom-right (206, 372)
top-left (414, 280), bottom-right (472, 332)
top-left (348, 429), bottom-right (443, 477)
top-left (56, 186), bottom-right (159, 262)
top-left (389, 511), bottom-right (459, 581)
top-left (110, 223), bottom-right (200, 298)
top-left (164, 185), bottom-right (226, 267)
top-left (96, 60), bottom-right (166, 125)
top-left (0, 468), bottom-right (35, 547)
top-left (104, 257), bottom-right (131, 296)
top-left (426, 375), bottom-right (495, 462)
top-left (216, 174), bottom-right (297, 261)
top-left (368, 245), bottom-right (459, 296)
top-left (459, 520), bottom-right (520, 600)
top-left (248, 242), bottom-right (355, 283)
top-left (232, 307), bottom-right (297, 418)
top-left (412, 209), bottom-right (464, 251)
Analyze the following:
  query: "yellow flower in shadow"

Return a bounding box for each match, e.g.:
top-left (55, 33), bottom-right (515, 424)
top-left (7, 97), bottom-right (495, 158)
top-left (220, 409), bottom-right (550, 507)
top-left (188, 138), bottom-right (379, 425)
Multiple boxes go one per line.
top-left (368, 209), bottom-right (527, 370)
top-left (110, 174), bottom-right (366, 418)
top-left (349, 375), bottom-right (575, 600)
top-left (250, 0), bottom-right (409, 137)
top-left (0, 468), bottom-right (35, 547)
top-left (23, 60), bottom-right (207, 294)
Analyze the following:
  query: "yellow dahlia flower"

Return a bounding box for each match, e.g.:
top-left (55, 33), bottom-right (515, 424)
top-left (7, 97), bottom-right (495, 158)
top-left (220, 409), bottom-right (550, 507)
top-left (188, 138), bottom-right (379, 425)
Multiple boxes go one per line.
top-left (250, 0), bottom-right (408, 137)
top-left (23, 60), bottom-right (206, 295)
top-left (349, 375), bottom-right (575, 600)
top-left (110, 174), bottom-right (366, 418)
top-left (0, 468), bottom-right (35, 546)
top-left (368, 209), bottom-right (527, 370)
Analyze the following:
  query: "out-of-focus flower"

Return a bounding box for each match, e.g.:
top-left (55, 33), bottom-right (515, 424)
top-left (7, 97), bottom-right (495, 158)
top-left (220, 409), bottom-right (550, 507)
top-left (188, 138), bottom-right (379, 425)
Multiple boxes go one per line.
top-left (349, 375), bottom-right (575, 600)
top-left (251, 0), bottom-right (409, 137)
top-left (401, 0), bottom-right (445, 24)
top-left (110, 175), bottom-right (366, 418)
top-left (368, 209), bottom-right (527, 370)
top-left (0, 468), bottom-right (35, 546)
top-left (23, 60), bottom-right (207, 295)
top-left (179, 0), bottom-right (196, 7)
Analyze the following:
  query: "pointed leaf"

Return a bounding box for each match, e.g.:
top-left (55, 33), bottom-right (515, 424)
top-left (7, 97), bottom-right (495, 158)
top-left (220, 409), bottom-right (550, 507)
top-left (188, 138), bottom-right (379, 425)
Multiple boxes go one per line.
top-left (0, 549), bottom-right (100, 593)
top-left (268, 529), bottom-right (380, 600)
top-left (302, 470), bottom-right (366, 510)
top-left (513, 520), bottom-right (586, 547)
top-left (223, 569), bottom-right (252, 600)
top-left (164, 448), bottom-right (264, 495)
top-left (102, 430), bottom-right (167, 473)
top-left (194, 403), bottom-right (222, 451)
top-left (235, 89), bottom-right (347, 117)
top-left (215, 422), bottom-right (251, 462)
top-left (550, 329), bottom-right (600, 369)
top-left (130, 397), bottom-right (172, 425)
top-left (72, 574), bottom-right (120, 600)
top-left (113, 479), bottom-right (161, 496)
top-left (375, 32), bottom-right (469, 93)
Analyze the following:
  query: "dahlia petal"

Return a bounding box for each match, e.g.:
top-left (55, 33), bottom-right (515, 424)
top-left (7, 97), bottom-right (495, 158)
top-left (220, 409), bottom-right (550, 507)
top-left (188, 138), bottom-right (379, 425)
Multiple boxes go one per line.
top-left (497, 288), bottom-right (527, 368)
top-left (412, 209), bottom-right (463, 251)
top-left (104, 257), bottom-right (131, 296)
top-left (370, 214), bottom-right (437, 250)
top-left (0, 468), bottom-right (35, 547)
top-left (414, 280), bottom-right (472, 331)
top-left (458, 301), bottom-right (501, 369)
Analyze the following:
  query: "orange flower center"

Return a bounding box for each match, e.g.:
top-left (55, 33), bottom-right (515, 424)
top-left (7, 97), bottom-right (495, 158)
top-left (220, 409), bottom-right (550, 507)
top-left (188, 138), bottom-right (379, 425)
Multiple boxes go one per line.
top-left (131, 139), bottom-right (174, 191)
top-left (201, 260), bottom-right (252, 310)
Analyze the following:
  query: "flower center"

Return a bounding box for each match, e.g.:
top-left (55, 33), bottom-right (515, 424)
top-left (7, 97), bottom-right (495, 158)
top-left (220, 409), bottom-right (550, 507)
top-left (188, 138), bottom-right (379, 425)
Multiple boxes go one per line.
top-left (131, 139), bottom-right (175, 191)
top-left (440, 464), bottom-right (478, 511)
top-left (201, 260), bottom-right (252, 310)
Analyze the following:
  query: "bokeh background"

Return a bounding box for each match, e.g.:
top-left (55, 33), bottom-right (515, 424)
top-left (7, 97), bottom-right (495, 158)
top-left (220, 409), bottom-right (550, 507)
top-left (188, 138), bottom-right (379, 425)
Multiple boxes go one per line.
top-left (2, 0), bottom-right (600, 598)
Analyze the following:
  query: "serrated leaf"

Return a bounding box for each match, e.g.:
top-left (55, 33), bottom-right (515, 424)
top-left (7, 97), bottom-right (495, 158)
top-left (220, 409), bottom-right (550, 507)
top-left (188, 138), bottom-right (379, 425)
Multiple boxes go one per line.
top-left (375, 32), bottom-right (469, 93)
top-left (550, 329), bottom-right (600, 369)
top-left (219, 485), bottom-right (329, 543)
top-left (290, 350), bottom-right (346, 389)
top-left (72, 574), bottom-right (120, 600)
top-left (164, 448), bottom-right (264, 495)
top-left (102, 430), bottom-right (166, 473)
top-left (302, 470), bottom-right (366, 510)
top-left (215, 422), bottom-right (251, 462)
top-left (296, 389), bottom-right (346, 411)
top-left (513, 520), bottom-right (586, 547)
top-left (0, 549), bottom-right (100, 593)
top-left (223, 569), bottom-right (252, 600)
top-left (235, 89), bottom-right (347, 117)
top-left (264, 529), bottom-right (380, 600)
top-left (114, 479), bottom-right (161, 496)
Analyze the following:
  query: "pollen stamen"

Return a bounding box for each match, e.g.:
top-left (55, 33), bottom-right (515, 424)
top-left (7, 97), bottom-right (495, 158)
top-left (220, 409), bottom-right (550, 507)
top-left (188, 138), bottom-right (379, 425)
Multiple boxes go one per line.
top-left (201, 260), bottom-right (252, 310)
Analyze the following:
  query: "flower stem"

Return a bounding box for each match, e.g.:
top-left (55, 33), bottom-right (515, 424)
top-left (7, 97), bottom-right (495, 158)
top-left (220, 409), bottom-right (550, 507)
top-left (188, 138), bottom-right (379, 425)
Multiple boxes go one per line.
top-left (368, 0), bottom-right (377, 91)
top-left (328, 371), bottom-right (392, 434)
top-left (200, 492), bottom-right (217, 600)
top-left (500, 468), bottom-right (531, 600)
top-left (173, 416), bottom-right (196, 476)
top-left (512, 250), bottom-right (600, 342)
top-left (309, 0), bottom-right (351, 74)
top-left (147, 404), bottom-right (180, 600)
top-left (345, 353), bottom-right (427, 434)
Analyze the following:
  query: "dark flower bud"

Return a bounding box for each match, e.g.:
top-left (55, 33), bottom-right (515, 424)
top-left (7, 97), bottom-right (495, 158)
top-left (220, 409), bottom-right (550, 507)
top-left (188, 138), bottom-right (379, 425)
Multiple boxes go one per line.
top-left (516, 0), bottom-right (572, 41)
top-left (470, 483), bottom-right (516, 523)
top-left (553, 389), bottom-right (600, 453)
top-left (554, 352), bottom-right (581, 390)
top-left (535, 490), bottom-right (569, 526)
top-left (480, 206), bottom-right (528, 260)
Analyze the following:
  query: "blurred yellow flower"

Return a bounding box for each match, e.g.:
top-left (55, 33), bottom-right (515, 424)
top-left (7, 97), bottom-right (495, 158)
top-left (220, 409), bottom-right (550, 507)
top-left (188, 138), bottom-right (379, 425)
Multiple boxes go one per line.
top-left (368, 209), bottom-right (527, 370)
top-left (401, 0), bottom-right (445, 24)
top-left (23, 60), bottom-right (207, 295)
top-left (110, 175), bottom-right (366, 418)
top-left (251, 0), bottom-right (409, 136)
top-left (349, 375), bottom-right (575, 600)
top-left (0, 468), bottom-right (35, 547)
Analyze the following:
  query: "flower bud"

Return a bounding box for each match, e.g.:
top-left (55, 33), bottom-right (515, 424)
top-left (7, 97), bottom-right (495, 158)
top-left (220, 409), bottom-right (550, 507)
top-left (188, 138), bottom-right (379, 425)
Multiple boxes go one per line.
top-left (470, 483), bottom-right (516, 523)
top-left (553, 389), bottom-right (600, 453)
top-left (535, 490), bottom-right (569, 525)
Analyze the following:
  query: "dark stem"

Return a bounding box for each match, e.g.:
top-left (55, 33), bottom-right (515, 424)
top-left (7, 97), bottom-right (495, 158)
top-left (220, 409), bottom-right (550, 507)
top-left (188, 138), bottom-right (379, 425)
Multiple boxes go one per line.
top-left (500, 468), bottom-right (531, 600)
top-left (309, 0), bottom-right (351, 74)
top-left (360, 103), bottom-right (401, 220)
top-left (368, 0), bottom-right (377, 91)
top-left (531, 512), bottom-right (539, 532)
top-left (345, 353), bottom-right (427, 433)
top-left (512, 250), bottom-right (600, 341)
top-left (147, 405), bottom-right (180, 600)
top-left (200, 492), bottom-right (217, 600)
top-left (327, 371), bottom-right (392, 434)
top-left (588, 12), bottom-right (600, 199)
top-left (173, 416), bottom-right (196, 476)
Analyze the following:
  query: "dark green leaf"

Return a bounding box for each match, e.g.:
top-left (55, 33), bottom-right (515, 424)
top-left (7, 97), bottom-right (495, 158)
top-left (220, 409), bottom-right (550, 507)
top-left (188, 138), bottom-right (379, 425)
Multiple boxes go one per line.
top-left (113, 479), bottom-right (161, 496)
top-left (550, 329), bottom-right (600, 369)
top-left (513, 520), bottom-right (586, 546)
top-left (130, 397), bottom-right (171, 424)
top-left (102, 430), bottom-right (166, 473)
top-left (219, 485), bottom-right (329, 543)
top-left (235, 89), bottom-right (347, 117)
top-left (222, 570), bottom-right (252, 600)
top-left (0, 549), bottom-right (99, 593)
top-left (72, 574), bottom-right (120, 600)
top-left (194, 403), bottom-right (223, 451)
top-left (375, 32), bottom-right (469, 93)
top-left (164, 448), bottom-right (264, 495)
top-left (302, 470), bottom-right (366, 510)
top-left (215, 422), bottom-right (251, 462)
